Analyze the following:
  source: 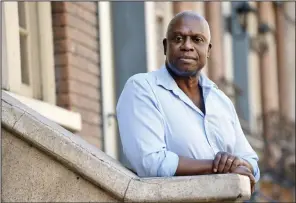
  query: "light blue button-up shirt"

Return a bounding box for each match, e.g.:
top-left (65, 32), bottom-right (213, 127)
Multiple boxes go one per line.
top-left (116, 66), bottom-right (260, 182)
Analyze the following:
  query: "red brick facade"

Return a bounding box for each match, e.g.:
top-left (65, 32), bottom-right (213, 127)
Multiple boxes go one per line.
top-left (51, 2), bottom-right (102, 149)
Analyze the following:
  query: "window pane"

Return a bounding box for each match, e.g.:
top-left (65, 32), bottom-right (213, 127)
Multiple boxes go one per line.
top-left (19, 34), bottom-right (30, 85)
top-left (18, 2), bottom-right (26, 29)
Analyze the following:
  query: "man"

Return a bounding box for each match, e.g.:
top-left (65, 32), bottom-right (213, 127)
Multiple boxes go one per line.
top-left (116, 11), bottom-right (259, 193)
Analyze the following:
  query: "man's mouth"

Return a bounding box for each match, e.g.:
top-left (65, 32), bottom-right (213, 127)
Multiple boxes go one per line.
top-left (179, 57), bottom-right (196, 63)
top-left (179, 56), bottom-right (196, 60)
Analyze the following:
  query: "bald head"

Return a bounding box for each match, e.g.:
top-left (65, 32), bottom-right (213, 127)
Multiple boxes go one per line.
top-left (162, 10), bottom-right (212, 77)
top-left (166, 11), bottom-right (211, 42)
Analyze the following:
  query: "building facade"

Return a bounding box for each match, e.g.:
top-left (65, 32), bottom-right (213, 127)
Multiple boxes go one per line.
top-left (1, 1), bottom-right (295, 202)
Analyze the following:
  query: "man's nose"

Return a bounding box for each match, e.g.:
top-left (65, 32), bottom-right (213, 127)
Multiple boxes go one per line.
top-left (181, 37), bottom-right (194, 51)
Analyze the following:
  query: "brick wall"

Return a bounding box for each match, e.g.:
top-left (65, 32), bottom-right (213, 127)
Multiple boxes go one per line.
top-left (51, 2), bottom-right (102, 149)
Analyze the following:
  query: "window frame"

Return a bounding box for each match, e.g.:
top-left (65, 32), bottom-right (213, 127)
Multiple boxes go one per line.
top-left (2, 2), bottom-right (82, 133)
top-left (2, 2), bottom-right (56, 105)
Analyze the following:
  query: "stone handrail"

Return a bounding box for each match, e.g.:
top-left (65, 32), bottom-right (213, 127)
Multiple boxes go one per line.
top-left (1, 90), bottom-right (251, 202)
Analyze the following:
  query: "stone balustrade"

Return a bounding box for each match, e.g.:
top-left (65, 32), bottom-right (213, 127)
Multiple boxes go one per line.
top-left (1, 90), bottom-right (251, 202)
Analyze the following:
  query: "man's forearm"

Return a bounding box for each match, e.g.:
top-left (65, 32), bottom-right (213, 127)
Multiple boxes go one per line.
top-left (174, 155), bottom-right (254, 176)
top-left (175, 156), bottom-right (214, 176)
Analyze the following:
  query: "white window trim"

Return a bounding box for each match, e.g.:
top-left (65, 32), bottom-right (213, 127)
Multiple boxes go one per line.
top-left (19, 2), bottom-right (35, 99)
top-left (37, 2), bottom-right (56, 104)
top-left (98, 2), bottom-right (118, 160)
top-left (2, 2), bottom-right (56, 105)
top-left (4, 91), bottom-right (82, 132)
top-left (145, 2), bottom-right (158, 72)
top-left (2, 3), bottom-right (9, 90)
top-left (3, 2), bottom-right (22, 94)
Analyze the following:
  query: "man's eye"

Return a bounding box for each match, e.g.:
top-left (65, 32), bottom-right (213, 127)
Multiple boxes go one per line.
top-left (175, 36), bottom-right (183, 42)
top-left (194, 37), bottom-right (203, 42)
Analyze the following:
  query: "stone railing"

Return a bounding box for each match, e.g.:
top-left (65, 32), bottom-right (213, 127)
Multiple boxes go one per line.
top-left (1, 90), bottom-right (251, 202)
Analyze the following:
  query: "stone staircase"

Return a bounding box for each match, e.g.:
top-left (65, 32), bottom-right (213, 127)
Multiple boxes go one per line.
top-left (1, 90), bottom-right (251, 202)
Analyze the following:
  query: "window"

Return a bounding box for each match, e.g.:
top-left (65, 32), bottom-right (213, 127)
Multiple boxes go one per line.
top-left (2, 2), bottom-right (82, 133)
top-left (18, 2), bottom-right (42, 99)
top-left (2, 2), bottom-right (55, 104)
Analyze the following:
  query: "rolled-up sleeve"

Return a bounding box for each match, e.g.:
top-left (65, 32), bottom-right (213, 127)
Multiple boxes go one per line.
top-left (116, 75), bottom-right (179, 177)
top-left (231, 103), bottom-right (260, 182)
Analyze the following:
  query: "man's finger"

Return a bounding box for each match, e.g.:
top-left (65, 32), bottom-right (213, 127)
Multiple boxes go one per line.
top-left (213, 152), bottom-right (222, 173)
top-left (223, 156), bottom-right (235, 173)
top-left (248, 174), bottom-right (256, 193)
top-left (218, 153), bottom-right (228, 173)
top-left (244, 172), bottom-right (255, 194)
top-left (230, 158), bottom-right (240, 172)
top-left (249, 174), bottom-right (256, 186)
top-left (233, 168), bottom-right (253, 180)
top-left (232, 168), bottom-right (256, 194)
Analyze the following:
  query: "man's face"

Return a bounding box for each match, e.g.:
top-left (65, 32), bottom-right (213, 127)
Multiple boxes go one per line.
top-left (163, 17), bottom-right (211, 74)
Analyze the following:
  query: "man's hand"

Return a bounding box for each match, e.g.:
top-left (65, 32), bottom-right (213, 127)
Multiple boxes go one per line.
top-left (231, 165), bottom-right (256, 193)
top-left (213, 152), bottom-right (243, 173)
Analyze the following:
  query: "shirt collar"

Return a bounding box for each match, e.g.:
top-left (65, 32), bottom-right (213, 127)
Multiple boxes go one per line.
top-left (156, 65), bottom-right (217, 91)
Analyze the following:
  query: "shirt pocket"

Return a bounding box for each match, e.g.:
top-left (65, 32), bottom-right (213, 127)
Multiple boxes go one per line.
top-left (209, 115), bottom-right (235, 153)
top-left (219, 116), bottom-right (236, 153)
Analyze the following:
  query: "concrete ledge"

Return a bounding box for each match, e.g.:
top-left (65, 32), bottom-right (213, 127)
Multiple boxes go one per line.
top-left (125, 175), bottom-right (250, 202)
top-left (1, 90), bottom-right (251, 202)
top-left (4, 90), bottom-right (82, 132)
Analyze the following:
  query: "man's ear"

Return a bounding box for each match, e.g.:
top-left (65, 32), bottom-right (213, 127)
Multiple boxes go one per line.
top-left (207, 43), bottom-right (212, 58)
top-left (163, 38), bottom-right (167, 55)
